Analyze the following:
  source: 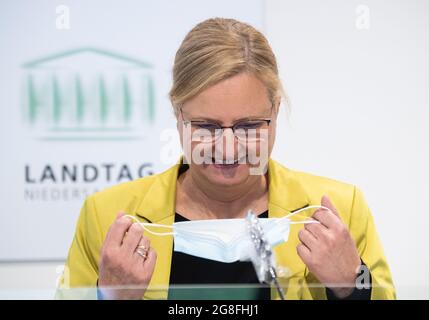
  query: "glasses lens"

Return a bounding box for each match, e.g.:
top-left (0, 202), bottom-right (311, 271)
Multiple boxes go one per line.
top-left (192, 123), bottom-right (221, 142)
top-left (234, 121), bottom-right (268, 141)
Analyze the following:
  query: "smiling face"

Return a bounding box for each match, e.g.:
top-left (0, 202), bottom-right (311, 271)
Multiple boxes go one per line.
top-left (177, 72), bottom-right (278, 188)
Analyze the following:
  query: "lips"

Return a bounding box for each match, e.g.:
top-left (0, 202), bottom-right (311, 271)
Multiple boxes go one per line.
top-left (212, 163), bottom-right (239, 170)
top-left (211, 158), bottom-right (239, 165)
top-left (209, 157), bottom-right (247, 169)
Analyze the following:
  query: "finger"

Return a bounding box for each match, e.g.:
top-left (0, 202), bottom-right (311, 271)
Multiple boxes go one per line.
top-left (104, 214), bottom-right (134, 248)
top-left (312, 208), bottom-right (340, 229)
top-left (117, 211), bottom-right (126, 219)
top-left (142, 247), bottom-right (157, 275)
top-left (139, 236), bottom-right (151, 251)
top-left (122, 223), bottom-right (144, 253)
top-left (298, 229), bottom-right (318, 251)
top-left (296, 243), bottom-right (311, 264)
top-left (304, 221), bottom-right (327, 239)
top-left (321, 195), bottom-right (340, 217)
top-left (134, 236), bottom-right (151, 261)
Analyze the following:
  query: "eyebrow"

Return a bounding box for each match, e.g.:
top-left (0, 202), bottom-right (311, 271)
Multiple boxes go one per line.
top-left (186, 118), bottom-right (268, 128)
top-left (183, 108), bottom-right (273, 123)
top-left (189, 116), bottom-right (268, 122)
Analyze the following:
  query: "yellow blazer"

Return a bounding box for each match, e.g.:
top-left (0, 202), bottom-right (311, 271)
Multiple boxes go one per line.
top-left (57, 158), bottom-right (395, 299)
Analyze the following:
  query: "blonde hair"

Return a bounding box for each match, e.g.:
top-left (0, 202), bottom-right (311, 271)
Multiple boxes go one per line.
top-left (169, 18), bottom-right (286, 113)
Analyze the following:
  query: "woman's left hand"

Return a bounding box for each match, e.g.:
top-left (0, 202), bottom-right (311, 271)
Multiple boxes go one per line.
top-left (297, 195), bottom-right (362, 299)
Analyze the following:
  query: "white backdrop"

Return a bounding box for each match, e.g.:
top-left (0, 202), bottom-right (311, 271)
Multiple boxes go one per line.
top-left (268, 0), bottom-right (429, 298)
top-left (0, 0), bottom-right (428, 299)
top-left (0, 0), bottom-right (264, 261)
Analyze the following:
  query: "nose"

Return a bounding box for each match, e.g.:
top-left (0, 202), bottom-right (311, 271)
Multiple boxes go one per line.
top-left (213, 128), bottom-right (240, 162)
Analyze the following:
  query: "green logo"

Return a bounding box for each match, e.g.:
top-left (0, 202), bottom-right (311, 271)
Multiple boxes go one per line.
top-left (21, 47), bottom-right (155, 140)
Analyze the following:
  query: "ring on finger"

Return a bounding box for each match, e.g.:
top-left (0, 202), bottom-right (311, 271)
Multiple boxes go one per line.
top-left (135, 246), bottom-right (148, 260)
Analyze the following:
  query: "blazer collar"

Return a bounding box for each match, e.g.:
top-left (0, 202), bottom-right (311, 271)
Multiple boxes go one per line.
top-left (134, 157), bottom-right (310, 222)
top-left (267, 158), bottom-right (310, 218)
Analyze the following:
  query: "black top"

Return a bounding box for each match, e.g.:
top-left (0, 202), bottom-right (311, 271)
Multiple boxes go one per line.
top-left (168, 211), bottom-right (271, 300)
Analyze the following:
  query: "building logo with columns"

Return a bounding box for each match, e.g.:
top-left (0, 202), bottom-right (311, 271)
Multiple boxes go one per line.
top-left (21, 47), bottom-right (155, 140)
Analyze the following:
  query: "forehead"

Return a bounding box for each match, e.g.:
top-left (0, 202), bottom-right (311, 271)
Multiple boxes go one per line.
top-left (182, 72), bottom-right (272, 121)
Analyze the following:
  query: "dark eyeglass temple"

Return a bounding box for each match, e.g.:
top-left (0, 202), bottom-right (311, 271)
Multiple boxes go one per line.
top-left (246, 210), bottom-right (285, 300)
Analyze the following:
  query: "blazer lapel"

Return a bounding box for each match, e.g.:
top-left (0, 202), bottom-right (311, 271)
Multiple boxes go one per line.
top-left (134, 162), bottom-right (180, 300)
top-left (267, 159), bottom-right (312, 300)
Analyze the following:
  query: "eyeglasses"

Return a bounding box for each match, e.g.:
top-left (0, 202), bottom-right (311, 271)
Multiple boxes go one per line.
top-left (179, 106), bottom-right (274, 143)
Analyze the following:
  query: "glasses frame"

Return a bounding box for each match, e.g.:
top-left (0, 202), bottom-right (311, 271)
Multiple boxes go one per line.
top-left (178, 104), bottom-right (275, 142)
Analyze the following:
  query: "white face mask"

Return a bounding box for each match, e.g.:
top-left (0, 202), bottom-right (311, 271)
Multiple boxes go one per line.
top-left (126, 205), bottom-right (325, 263)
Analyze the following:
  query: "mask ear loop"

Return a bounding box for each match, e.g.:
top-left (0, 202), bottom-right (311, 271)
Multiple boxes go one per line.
top-left (281, 205), bottom-right (332, 225)
top-left (124, 206), bottom-right (332, 236)
top-left (124, 215), bottom-right (175, 236)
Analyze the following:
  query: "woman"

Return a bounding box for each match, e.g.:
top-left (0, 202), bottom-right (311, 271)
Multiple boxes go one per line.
top-left (57, 18), bottom-right (395, 300)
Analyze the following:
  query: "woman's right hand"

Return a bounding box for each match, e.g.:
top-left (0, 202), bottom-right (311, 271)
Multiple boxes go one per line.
top-left (98, 212), bottom-right (157, 300)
